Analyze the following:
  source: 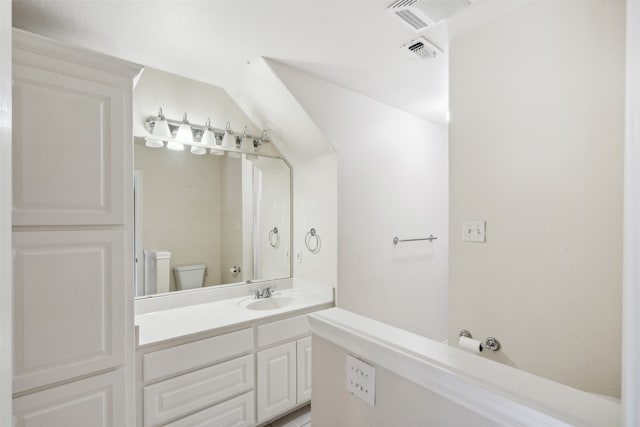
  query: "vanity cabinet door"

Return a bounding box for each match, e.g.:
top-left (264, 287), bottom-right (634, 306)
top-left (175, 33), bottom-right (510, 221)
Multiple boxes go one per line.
top-left (257, 341), bottom-right (297, 423)
top-left (296, 337), bottom-right (312, 403)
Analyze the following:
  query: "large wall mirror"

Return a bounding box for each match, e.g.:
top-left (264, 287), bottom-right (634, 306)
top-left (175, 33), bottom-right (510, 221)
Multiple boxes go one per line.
top-left (133, 143), bottom-right (291, 297)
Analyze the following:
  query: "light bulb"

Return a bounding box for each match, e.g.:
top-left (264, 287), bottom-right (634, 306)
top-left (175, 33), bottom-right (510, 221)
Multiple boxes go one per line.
top-left (144, 137), bottom-right (164, 148)
top-left (166, 140), bottom-right (184, 151)
top-left (190, 145), bottom-right (206, 155)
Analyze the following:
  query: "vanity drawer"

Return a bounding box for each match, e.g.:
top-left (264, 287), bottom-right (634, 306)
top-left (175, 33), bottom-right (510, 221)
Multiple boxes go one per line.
top-left (164, 391), bottom-right (254, 427)
top-left (143, 328), bottom-right (253, 382)
top-left (257, 315), bottom-right (310, 348)
top-left (144, 355), bottom-right (254, 427)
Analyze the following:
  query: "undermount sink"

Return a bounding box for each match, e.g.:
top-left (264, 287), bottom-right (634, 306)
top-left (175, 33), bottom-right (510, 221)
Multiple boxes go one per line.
top-left (241, 295), bottom-right (302, 311)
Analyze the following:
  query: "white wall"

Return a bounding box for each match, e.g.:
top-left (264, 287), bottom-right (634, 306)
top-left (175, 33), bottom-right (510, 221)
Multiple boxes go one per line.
top-left (312, 336), bottom-right (499, 427)
top-left (292, 155), bottom-right (338, 288)
top-left (0, 2), bottom-right (11, 425)
top-left (449, 1), bottom-right (624, 397)
top-left (134, 144), bottom-right (225, 289)
top-left (623, 1), bottom-right (640, 424)
top-left (270, 62), bottom-right (449, 341)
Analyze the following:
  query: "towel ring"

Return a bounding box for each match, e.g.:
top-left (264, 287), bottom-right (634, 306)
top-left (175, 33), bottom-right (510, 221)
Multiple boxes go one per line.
top-left (269, 227), bottom-right (280, 248)
top-left (305, 228), bottom-right (321, 253)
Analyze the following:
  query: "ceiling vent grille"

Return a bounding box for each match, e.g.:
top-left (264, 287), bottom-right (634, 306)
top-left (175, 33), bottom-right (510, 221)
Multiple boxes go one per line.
top-left (401, 37), bottom-right (443, 60)
top-left (388, 0), bottom-right (471, 32)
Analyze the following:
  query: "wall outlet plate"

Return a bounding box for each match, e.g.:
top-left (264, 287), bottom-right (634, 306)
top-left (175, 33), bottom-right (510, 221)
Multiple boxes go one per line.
top-left (463, 220), bottom-right (486, 243)
top-left (346, 354), bottom-right (375, 406)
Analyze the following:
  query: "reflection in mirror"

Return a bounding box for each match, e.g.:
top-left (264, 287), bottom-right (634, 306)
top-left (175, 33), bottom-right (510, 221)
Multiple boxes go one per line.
top-left (133, 143), bottom-right (290, 297)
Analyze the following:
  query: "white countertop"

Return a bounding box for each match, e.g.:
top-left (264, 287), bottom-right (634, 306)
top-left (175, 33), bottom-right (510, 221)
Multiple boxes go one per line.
top-left (135, 281), bottom-right (333, 347)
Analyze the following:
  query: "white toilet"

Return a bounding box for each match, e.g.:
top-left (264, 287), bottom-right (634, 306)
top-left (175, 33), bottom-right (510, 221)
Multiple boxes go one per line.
top-left (173, 264), bottom-right (207, 290)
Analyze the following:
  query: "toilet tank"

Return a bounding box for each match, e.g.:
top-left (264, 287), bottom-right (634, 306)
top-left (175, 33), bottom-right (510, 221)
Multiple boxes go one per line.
top-left (173, 264), bottom-right (207, 290)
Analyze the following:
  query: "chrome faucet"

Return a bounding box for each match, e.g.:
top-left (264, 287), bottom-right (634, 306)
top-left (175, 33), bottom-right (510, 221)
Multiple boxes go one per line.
top-left (254, 286), bottom-right (275, 299)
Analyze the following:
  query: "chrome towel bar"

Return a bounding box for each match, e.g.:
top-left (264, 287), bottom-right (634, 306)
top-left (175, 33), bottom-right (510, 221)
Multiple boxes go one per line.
top-left (393, 234), bottom-right (437, 245)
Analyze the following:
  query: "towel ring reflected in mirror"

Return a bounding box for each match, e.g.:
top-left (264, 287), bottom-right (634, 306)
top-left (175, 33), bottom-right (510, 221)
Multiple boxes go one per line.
top-left (305, 228), bottom-right (321, 253)
top-left (269, 227), bottom-right (280, 248)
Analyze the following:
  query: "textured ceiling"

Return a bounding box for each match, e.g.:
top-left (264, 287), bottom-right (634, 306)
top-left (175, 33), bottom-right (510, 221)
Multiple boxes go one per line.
top-left (12, 0), bottom-right (524, 125)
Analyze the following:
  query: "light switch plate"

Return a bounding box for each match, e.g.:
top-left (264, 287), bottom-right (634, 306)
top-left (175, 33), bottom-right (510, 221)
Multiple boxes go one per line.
top-left (463, 221), bottom-right (486, 243)
top-left (346, 354), bottom-right (375, 406)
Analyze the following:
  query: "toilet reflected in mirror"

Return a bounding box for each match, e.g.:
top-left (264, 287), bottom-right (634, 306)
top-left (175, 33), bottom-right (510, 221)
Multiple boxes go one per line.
top-left (173, 264), bottom-right (207, 291)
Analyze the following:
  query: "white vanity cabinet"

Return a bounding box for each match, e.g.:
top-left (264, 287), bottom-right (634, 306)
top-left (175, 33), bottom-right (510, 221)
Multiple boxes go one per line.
top-left (12, 29), bottom-right (142, 427)
top-left (137, 311), bottom-right (317, 427)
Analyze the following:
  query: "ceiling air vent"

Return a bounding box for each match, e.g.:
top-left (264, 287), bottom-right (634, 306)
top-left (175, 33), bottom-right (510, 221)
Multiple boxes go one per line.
top-left (401, 37), bottom-right (443, 60)
top-left (388, 0), bottom-right (471, 32)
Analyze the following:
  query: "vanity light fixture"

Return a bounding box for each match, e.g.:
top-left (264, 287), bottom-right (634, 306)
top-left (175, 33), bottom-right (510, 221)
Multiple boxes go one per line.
top-left (143, 108), bottom-right (271, 157)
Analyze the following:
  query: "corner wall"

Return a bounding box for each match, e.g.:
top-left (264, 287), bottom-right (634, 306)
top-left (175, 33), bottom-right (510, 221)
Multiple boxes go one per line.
top-left (449, 1), bottom-right (624, 396)
top-left (269, 62), bottom-right (449, 341)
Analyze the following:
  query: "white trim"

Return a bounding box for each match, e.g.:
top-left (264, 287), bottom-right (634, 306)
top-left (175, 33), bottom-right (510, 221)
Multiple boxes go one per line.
top-left (623, 1), bottom-right (640, 426)
top-left (12, 28), bottom-right (141, 79)
top-left (308, 308), bottom-right (620, 427)
top-left (0, 3), bottom-right (12, 426)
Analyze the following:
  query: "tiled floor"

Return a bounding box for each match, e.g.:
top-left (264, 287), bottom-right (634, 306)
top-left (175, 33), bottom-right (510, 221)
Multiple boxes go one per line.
top-left (267, 405), bottom-right (311, 427)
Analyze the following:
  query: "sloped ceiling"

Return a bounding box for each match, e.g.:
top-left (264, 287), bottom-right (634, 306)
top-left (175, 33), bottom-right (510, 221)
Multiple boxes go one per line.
top-left (12, 0), bottom-right (525, 126)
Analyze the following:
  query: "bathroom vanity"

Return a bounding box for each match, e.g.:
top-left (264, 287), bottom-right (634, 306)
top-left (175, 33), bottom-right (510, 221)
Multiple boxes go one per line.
top-left (134, 280), bottom-right (333, 427)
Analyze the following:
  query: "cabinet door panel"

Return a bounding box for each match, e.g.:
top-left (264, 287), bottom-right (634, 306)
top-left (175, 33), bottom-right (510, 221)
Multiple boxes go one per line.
top-left (12, 63), bottom-right (125, 225)
top-left (257, 342), bottom-right (296, 422)
top-left (165, 392), bottom-right (254, 427)
top-left (13, 369), bottom-right (126, 427)
top-left (143, 355), bottom-right (254, 427)
top-left (297, 337), bottom-right (312, 403)
top-left (13, 230), bottom-right (125, 393)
